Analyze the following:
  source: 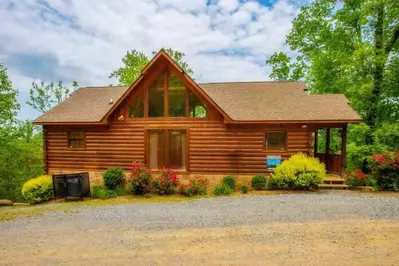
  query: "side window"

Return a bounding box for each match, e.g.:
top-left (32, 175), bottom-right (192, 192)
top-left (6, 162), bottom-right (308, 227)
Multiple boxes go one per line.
top-left (129, 93), bottom-right (144, 118)
top-left (189, 91), bottom-right (207, 118)
top-left (265, 131), bottom-right (286, 150)
top-left (68, 131), bottom-right (85, 149)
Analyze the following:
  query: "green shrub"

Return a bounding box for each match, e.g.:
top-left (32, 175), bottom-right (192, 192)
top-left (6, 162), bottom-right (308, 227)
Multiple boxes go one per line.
top-left (267, 176), bottom-right (288, 189)
top-left (103, 167), bottom-right (125, 189)
top-left (179, 179), bottom-right (207, 197)
top-left (222, 176), bottom-right (236, 190)
top-left (21, 175), bottom-right (53, 204)
top-left (115, 187), bottom-right (128, 196)
top-left (240, 185), bottom-right (248, 193)
top-left (213, 184), bottom-right (233, 196)
top-left (92, 185), bottom-right (117, 199)
top-left (251, 175), bottom-right (267, 190)
top-left (269, 153), bottom-right (325, 189)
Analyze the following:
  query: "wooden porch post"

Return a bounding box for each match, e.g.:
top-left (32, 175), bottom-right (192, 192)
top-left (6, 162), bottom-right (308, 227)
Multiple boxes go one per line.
top-left (325, 128), bottom-right (331, 170)
top-left (341, 124), bottom-right (348, 177)
top-left (314, 129), bottom-right (318, 154)
top-left (325, 128), bottom-right (331, 155)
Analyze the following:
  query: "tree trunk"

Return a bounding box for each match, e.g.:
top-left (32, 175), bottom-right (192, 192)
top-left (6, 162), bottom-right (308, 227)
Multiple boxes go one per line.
top-left (365, 3), bottom-right (384, 145)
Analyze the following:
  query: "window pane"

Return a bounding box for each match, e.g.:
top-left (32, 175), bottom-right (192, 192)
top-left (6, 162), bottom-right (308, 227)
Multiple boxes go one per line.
top-left (148, 73), bottom-right (165, 117)
top-left (189, 91), bottom-right (207, 118)
top-left (266, 131), bottom-right (286, 150)
top-left (68, 131), bottom-right (84, 148)
top-left (148, 131), bottom-right (165, 169)
top-left (168, 130), bottom-right (186, 170)
top-left (129, 94), bottom-right (144, 118)
top-left (168, 72), bottom-right (186, 117)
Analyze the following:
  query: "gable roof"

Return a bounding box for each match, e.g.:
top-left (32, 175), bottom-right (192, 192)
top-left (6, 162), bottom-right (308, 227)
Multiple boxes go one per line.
top-left (199, 81), bottom-right (361, 122)
top-left (33, 86), bottom-right (128, 124)
top-left (33, 51), bottom-right (361, 125)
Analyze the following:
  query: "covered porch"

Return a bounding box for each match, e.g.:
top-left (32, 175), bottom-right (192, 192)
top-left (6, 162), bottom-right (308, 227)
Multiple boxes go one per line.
top-left (313, 125), bottom-right (347, 178)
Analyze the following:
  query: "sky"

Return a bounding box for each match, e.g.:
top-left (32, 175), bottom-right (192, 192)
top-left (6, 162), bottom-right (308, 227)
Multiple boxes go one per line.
top-left (0, 0), bottom-right (304, 121)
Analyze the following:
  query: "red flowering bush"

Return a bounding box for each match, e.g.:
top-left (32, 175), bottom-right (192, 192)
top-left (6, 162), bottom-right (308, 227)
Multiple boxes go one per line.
top-left (151, 168), bottom-right (179, 195)
top-left (127, 163), bottom-right (152, 195)
top-left (179, 179), bottom-right (208, 196)
top-left (345, 168), bottom-right (370, 188)
top-left (369, 151), bottom-right (399, 191)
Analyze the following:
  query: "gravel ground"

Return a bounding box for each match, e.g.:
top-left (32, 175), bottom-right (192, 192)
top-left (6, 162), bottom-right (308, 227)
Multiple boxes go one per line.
top-left (1, 191), bottom-right (399, 265)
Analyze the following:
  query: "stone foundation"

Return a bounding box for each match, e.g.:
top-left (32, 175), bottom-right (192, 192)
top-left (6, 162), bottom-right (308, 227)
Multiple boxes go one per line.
top-left (48, 170), bottom-right (264, 191)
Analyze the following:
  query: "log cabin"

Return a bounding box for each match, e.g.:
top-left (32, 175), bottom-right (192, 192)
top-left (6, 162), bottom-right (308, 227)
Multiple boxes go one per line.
top-left (33, 50), bottom-right (361, 187)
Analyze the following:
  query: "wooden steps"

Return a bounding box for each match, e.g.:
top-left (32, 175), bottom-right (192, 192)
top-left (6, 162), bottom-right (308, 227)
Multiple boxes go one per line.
top-left (318, 175), bottom-right (348, 190)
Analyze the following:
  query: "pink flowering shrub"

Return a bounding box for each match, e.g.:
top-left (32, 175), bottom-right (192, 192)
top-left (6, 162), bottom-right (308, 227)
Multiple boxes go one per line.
top-left (151, 168), bottom-right (179, 195)
top-left (345, 168), bottom-right (370, 188)
top-left (127, 163), bottom-right (152, 195)
top-left (179, 179), bottom-right (208, 196)
top-left (369, 151), bottom-right (399, 191)
top-left (127, 164), bottom-right (180, 195)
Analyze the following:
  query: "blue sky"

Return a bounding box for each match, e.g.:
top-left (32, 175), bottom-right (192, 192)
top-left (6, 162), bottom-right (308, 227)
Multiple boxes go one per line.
top-left (0, 0), bottom-right (303, 121)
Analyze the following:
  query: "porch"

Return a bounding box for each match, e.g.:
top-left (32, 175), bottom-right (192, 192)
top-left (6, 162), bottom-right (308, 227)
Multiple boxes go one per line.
top-left (313, 125), bottom-right (347, 178)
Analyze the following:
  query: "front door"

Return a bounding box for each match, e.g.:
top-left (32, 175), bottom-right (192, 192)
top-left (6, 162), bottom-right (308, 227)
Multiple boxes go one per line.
top-left (147, 129), bottom-right (187, 171)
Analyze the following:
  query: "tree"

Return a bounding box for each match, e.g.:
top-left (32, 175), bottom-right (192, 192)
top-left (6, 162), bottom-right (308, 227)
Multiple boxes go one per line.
top-left (110, 48), bottom-right (193, 86)
top-left (265, 52), bottom-right (305, 81)
top-left (0, 63), bottom-right (20, 126)
top-left (27, 80), bottom-right (79, 113)
top-left (266, 0), bottom-right (399, 143)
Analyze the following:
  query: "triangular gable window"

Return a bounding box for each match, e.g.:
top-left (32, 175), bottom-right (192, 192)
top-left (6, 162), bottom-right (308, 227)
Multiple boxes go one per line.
top-left (129, 70), bottom-right (207, 118)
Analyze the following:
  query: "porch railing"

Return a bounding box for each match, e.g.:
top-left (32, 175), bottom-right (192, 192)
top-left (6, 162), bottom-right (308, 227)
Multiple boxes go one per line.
top-left (314, 153), bottom-right (342, 175)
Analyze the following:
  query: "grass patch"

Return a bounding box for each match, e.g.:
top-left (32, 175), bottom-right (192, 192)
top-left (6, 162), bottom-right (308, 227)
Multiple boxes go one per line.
top-left (0, 204), bottom-right (73, 222)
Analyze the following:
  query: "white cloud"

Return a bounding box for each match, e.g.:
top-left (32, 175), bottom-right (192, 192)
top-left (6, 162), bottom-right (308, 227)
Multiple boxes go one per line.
top-left (0, 0), bottom-right (300, 120)
top-left (218, 0), bottom-right (239, 12)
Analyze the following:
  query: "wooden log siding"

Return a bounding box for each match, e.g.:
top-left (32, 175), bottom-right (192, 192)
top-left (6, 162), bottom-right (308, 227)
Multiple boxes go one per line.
top-left (44, 120), bottom-right (311, 174)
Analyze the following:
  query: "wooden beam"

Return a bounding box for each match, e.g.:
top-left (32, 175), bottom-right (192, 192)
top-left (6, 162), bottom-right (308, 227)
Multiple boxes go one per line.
top-left (325, 128), bottom-right (331, 171)
top-left (43, 125), bottom-right (48, 174)
top-left (341, 125), bottom-right (348, 177)
top-left (314, 129), bottom-right (318, 154)
top-left (325, 128), bottom-right (331, 155)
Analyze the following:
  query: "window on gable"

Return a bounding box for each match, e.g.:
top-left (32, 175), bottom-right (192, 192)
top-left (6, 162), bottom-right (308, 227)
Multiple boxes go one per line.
top-left (189, 91), bottom-right (207, 118)
top-left (128, 92), bottom-right (144, 118)
top-left (68, 131), bottom-right (85, 149)
top-left (168, 72), bottom-right (186, 117)
top-left (265, 131), bottom-right (286, 150)
top-left (148, 72), bottom-right (165, 117)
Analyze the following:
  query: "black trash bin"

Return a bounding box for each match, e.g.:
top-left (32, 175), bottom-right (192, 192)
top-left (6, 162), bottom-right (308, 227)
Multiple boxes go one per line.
top-left (52, 172), bottom-right (91, 201)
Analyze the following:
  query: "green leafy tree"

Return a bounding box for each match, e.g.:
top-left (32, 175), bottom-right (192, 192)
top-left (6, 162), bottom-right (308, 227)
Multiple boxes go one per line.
top-left (266, 0), bottom-right (399, 143)
top-left (110, 48), bottom-right (193, 86)
top-left (0, 63), bottom-right (20, 126)
top-left (27, 80), bottom-right (79, 113)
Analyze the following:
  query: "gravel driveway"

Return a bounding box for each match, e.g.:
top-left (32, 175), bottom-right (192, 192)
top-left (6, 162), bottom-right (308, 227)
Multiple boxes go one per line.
top-left (2, 191), bottom-right (399, 265)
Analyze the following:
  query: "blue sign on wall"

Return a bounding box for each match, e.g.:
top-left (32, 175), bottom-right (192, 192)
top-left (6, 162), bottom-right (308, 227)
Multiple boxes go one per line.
top-left (266, 156), bottom-right (282, 170)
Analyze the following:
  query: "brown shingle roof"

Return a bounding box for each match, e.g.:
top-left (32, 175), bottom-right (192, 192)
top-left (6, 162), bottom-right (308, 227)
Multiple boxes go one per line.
top-left (34, 81), bottom-right (361, 124)
top-left (34, 86), bottom-right (129, 123)
top-left (199, 81), bottom-right (361, 122)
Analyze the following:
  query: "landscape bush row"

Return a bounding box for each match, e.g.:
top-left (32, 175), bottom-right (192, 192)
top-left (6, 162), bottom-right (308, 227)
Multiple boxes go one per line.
top-left (21, 153), bottom-right (326, 203)
top-left (345, 151), bottom-right (399, 191)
